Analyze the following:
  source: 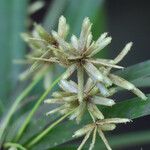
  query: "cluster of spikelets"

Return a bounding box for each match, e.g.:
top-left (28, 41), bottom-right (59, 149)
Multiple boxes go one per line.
top-left (22, 16), bottom-right (147, 150)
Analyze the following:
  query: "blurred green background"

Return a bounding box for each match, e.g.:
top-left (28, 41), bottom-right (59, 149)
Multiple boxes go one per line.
top-left (0, 0), bottom-right (150, 149)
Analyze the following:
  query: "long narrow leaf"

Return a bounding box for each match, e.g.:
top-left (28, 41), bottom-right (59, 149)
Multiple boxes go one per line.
top-left (116, 60), bottom-right (150, 81)
top-left (0, 0), bottom-right (28, 106)
top-left (49, 130), bottom-right (150, 150)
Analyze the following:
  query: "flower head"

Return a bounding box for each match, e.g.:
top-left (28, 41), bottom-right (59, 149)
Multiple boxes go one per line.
top-left (44, 78), bottom-right (116, 123)
top-left (73, 118), bottom-right (131, 150)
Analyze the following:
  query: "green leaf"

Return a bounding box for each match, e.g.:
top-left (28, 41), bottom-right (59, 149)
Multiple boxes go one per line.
top-left (132, 77), bottom-right (150, 88)
top-left (50, 130), bottom-right (150, 150)
top-left (113, 60), bottom-right (150, 88)
top-left (5, 109), bottom-right (59, 143)
top-left (0, 0), bottom-right (28, 106)
top-left (116, 60), bottom-right (150, 82)
top-left (0, 72), bottom-right (45, 144)
top-left (103, 94), bottom-right (150, 119)
top-left (5, 113), bottom-right (28, 142)
top-left (29, 119), bottom-right (84, 150)
top-left (95, 130), bottom-right (150, 149)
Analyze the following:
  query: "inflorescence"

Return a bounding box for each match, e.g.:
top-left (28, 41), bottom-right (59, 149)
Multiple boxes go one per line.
top-left (22, 16), bottom-right (147, 150)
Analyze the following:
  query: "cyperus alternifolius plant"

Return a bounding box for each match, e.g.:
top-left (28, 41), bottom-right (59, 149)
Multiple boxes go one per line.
top-left (21, 16), bottom-right (147, 150)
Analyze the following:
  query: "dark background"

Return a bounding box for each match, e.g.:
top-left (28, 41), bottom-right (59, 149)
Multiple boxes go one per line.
top-left (107, 1), bottom-right (150, 149)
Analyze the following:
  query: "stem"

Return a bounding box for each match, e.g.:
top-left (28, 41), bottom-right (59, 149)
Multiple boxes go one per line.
top-left (4, 142), bottom-right (27, 150)
top-left (15, 73), bottom-right (63, 142)
top-left (0, 70), bottom-right (45, 143)
top-left (26, 110), bottom-right (74, 148)
top-left (77, 65), bottom-right (84, 103)
top-left (88, 111), bottom-right (96, 122)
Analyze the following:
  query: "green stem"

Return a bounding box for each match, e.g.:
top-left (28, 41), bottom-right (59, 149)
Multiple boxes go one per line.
top-left (0, 70), bottom-right (45, 143)
top-left (77, 65), bottom-right (84, 103)
top-left (26, 110), bottom-right (74, 148)
top-left (4, 142), bottom-right (27, 150)
top-left (15, 73), bottom-right (63, 142)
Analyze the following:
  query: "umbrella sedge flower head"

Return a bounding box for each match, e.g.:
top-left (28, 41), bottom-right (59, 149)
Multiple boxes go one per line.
top-left (73, 118), bottom-right (131, 150)
top-left (44, 78), bottom-right (116, 124)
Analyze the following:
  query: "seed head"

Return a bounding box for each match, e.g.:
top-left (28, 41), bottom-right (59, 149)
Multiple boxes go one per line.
top-left (73, 118), bottom-right (131, 150)
top-left (45, 78), bottom-right (116, 124)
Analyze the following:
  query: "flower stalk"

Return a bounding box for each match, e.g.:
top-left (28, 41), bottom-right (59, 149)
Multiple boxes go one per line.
top-left (0, 68), bottom-right (47, 144)
top-left (4, 142), bottom-right (27, 150)
top-left (77, 65), bottom-right (84, 103)
top-left (26, 110), bottom-right (74, 148)
top-left (15, 72), bottom-right (64, 142)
